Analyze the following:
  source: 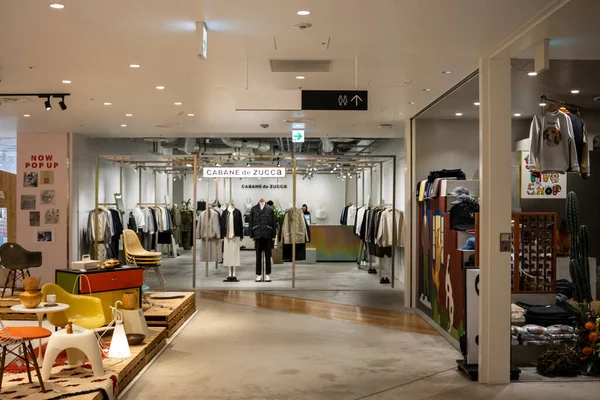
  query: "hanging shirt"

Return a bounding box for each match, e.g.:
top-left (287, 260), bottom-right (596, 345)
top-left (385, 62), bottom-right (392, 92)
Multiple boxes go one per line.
top-left (529, 111), bottom-right (579, 174)
top-left (355, 206), bottom-right (366, 236)
top-left (132, 207), bottom-right (145, 231)
top-left (346, 205), bottom-right (357, 226)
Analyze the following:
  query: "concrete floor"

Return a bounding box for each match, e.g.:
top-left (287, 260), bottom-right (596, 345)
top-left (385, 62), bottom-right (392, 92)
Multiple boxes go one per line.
top-left (122, 296), bottom-right (599, 400)
top-left (154, 249), bottom-right (403, 293)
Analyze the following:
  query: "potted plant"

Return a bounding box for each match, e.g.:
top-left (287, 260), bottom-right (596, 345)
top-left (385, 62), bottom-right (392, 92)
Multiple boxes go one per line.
top-left (562, 192), bottom-right (600, 375)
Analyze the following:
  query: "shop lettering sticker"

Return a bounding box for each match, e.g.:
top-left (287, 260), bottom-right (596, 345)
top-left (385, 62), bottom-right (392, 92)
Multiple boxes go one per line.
top-left (520, 151), bottom-right (567, 199)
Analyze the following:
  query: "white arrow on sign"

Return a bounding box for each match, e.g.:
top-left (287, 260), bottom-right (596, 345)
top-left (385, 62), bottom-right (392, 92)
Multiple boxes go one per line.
top-left (351, 95), bottom-right (363, 106)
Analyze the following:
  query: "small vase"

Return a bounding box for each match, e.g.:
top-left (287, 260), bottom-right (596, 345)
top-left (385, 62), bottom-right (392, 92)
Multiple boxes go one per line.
top-left (122, 292), bottom-right (138, 310)
top-left (20, 290), bottom-right (43, 308)
top-left (20, 276), bottom-right (43, 308)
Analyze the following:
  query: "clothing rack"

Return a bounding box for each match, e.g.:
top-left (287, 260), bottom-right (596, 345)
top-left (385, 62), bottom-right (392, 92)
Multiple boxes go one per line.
top-left (541, 95), bottom-right (582, 111)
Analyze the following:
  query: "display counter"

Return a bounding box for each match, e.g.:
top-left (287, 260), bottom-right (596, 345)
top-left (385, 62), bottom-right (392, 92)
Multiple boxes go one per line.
top-left (306, 225), bottom-right (360, 262)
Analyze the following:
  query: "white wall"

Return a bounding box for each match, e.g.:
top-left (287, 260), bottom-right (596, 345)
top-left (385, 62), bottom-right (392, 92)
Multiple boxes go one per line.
top-left (415, 119), bottom-right (480, 180)
top-left (71, 137), bottom-right (172, 261)
top-left (182, 173), bottom-right (346, 226)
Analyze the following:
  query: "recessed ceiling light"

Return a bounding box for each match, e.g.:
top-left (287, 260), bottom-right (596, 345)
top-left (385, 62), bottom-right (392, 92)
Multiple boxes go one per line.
top-left (121, 124), bottom-right (127, 127)
top-left (527, 72), bottom-right (538, 76)
top-left (297, 10), bottom-right (311, 15)
top-left (174, 102), bottom-right (183, 106)
top-left (408, 101), bottom-right (415, 105)
top-left (395, 112), bottom-right (403, 115)
top-left (62, 80), bottom-right (71, 84)
top-left (156, 85), bottom-right (165, 90)
top-left (23, 114), bottom-right (31, 118)
top-left (423, 88), bottom-right (431, 92)
top-left (455, 112), bottom-right (463, 116)
top-left (103, 102), bottom-right (112, 106)
top-left (49, 3), bottom-right (65, 9)
top-left (514, 113), bottom-right (521, 117)
top-left (125, 113), bottom-right (133, 117)
top-left (571, 89), bottom-right (580, 94)
top-left (186, 164), bottom-right (192, 167)
top-left (442, 70), bottom-right (452, 74)
top-left (473, 102), bottom-right (480, 106)
top-left (129, 64), bottom-right (141, 68)
top-left (187, 113), bottom-right (195, 117)
top-left (296, 76), bottom-right (305, 80)
top-left (539, 102), bottom-right (547, 107)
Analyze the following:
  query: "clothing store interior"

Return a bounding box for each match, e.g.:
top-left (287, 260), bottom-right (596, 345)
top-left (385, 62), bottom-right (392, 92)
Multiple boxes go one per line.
top-left (411, 4), bottom-right (600, 378)
top-left (77, 136), bottom-right (405, 292)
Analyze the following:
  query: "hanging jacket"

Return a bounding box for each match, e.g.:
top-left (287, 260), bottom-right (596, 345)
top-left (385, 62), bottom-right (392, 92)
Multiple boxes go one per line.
top-left (249, 203), bottom-right (276, 239)
top-left (281, 208), bottom-right (309, 244)
top-left (220, 208), bottom-right (243, 239)
top-left (197, 209), bottom-right (221, 239)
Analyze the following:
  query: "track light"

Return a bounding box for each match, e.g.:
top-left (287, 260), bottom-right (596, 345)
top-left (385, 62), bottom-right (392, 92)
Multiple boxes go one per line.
top-left (58, 96), bottom-right (67, 110)
top-left (45, 97), bottom-right (52, 111)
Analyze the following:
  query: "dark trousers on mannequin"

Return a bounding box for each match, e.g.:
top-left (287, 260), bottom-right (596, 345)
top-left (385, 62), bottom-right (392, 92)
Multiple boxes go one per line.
top-left (255, 238), bottom-right (272, 275)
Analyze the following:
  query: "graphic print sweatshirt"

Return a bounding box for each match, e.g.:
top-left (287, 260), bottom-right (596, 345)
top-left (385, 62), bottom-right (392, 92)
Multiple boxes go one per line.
top-left (529, 111), bottom-right (579, 174)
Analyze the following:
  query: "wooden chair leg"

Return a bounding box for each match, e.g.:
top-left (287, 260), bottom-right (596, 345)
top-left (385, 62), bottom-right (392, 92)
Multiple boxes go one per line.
top-left (22, 342), bottom-right (33, 383)
top-left (11, 270), bottom-right (17, 296)
top-left (27, 342), bottom-right (45, 393)
top-left (0, 345), bottom-right (7, 391)
top-left (1, 270), bottom-right (14, 298)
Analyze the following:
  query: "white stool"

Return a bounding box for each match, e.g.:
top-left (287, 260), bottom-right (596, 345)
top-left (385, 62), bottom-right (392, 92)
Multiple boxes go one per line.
top-left (42, 328), bottom-right (104, 380)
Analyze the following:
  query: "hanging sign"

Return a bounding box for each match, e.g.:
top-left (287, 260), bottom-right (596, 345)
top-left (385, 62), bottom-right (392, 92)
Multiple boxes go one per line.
top-left (301, 90), bottom-right (368, 111)
top-left (292, 129), bottom-right (305, 143)
top-left (520, 151), bottom-right (567, 199)
top-left (203, 167), bottom-right (286, 178)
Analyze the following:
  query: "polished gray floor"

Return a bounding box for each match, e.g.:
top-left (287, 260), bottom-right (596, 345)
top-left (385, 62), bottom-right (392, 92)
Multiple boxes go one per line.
top-left (122, 296), bottom-right (599, 400)
top-left (152, 248), bottom-right (403, 293)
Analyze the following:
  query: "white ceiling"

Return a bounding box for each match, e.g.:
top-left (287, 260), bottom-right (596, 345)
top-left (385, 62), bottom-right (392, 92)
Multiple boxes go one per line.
top-left (0, 0), bottom-right (555, 139)
top-left (417, 0), bottom-right (600, 121)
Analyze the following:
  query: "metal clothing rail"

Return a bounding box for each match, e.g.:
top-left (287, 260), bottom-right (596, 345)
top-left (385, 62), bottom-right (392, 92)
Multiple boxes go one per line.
top-left (541, 95), bottom-right (581, 111)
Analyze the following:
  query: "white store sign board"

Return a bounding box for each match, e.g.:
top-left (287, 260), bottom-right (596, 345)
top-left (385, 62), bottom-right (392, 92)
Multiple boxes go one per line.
top-left (520, 151), bottom-right (567, 199)
top-left (203, 167), bottom-right (286, 178)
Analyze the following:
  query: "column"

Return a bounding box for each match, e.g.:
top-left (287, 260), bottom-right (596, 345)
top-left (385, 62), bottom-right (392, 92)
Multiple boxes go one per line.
top-left (478, 52), bottom-right (512, 384)
top-left (404, 118), bottom-right (417, 308)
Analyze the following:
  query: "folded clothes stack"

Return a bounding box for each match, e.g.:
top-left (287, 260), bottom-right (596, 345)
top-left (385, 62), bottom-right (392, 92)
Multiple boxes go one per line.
top-left (511, 324), bottom-right (575, 345)
top-left (516, 302), bottom-right (574, 326)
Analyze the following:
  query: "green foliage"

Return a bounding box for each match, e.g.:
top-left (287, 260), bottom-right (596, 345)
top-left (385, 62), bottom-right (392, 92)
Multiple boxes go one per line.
top-left (181, 199), bottom-right (191, 211)
top-left (566, 191), bottom-right (593, 303)
top-left (533, 348), bottom-right (581, 377)
top-left (273, 206), bottom-right (286, 229)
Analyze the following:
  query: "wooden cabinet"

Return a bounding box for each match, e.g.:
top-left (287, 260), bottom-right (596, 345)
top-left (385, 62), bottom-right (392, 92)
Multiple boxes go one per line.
top-left (511, 212), bottom-right (557, 293)
top-left (56, 267), bottom-right (143, 322)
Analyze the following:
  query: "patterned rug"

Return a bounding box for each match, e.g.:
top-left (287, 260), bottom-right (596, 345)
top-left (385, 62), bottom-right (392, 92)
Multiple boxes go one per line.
top-left (1, 363), bottom-right (117, 400)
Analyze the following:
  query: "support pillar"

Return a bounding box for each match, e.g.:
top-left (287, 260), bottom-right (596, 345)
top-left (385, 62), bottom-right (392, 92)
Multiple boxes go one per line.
top-left (404, 118), bottom-right (416, 308)
top-left (478, 52), bottom-right (512, 384)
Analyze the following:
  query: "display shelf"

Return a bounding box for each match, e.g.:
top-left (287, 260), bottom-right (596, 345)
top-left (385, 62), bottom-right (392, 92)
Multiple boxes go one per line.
top-left (0, 294), bottom-right (38, 321)
top-left (511, 212), bottom-right (557, 294)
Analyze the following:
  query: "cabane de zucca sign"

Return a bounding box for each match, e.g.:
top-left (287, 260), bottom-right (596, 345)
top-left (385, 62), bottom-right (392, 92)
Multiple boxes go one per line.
top-left (202, 167), bottom-right (286, 178)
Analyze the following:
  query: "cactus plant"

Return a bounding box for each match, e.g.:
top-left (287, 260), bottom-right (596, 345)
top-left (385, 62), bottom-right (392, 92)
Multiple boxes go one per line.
top-left (566, 191), bottom-right (593, 303)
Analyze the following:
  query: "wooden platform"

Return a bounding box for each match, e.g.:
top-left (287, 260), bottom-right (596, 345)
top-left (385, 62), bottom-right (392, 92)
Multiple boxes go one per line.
top-left (144, 292), bottom-right (196, 337)
top-left (0, 293), bottom-right (38, 321)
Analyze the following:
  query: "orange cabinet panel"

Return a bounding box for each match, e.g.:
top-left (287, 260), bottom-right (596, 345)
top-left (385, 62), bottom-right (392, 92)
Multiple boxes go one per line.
top-left (79, 269), bottom-right (143, 293)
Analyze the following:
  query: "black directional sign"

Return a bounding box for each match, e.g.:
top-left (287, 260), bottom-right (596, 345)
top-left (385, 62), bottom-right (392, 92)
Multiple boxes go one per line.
top-left (301, 90), bottom-right (368, 111)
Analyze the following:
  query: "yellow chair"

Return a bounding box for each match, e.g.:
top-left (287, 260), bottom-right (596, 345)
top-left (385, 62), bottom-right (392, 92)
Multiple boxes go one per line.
top-left (122, 230), bottom-right (162, 259)
top-left (41, 284), bottom-right (106, 329)
top-left (122, 229), bottom-right (166, 290)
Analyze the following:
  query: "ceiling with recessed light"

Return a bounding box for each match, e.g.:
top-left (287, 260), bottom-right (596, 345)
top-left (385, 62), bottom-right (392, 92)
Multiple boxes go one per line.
top-left (0, 0), bottom-right (559, 139)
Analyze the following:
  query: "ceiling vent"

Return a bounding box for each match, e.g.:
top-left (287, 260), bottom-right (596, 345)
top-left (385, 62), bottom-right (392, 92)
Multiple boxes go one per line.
top-left (0, 96), bottom-right (30, 104)
top-left (154, 123), bottom-right (183, 128)
top-left (270, 59), bottom-right (332, 73)
top-left (378, 124), bottom-right (393, 129)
